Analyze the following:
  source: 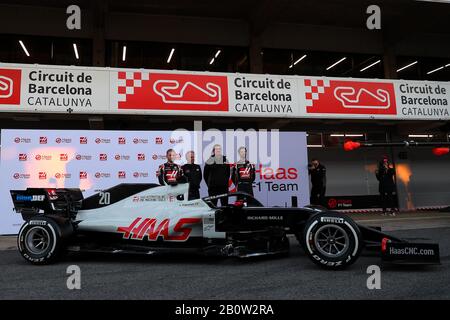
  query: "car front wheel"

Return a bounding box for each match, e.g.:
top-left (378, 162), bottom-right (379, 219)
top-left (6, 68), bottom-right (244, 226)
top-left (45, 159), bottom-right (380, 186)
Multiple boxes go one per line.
top-left (301, 213), bottom-right (362, 269)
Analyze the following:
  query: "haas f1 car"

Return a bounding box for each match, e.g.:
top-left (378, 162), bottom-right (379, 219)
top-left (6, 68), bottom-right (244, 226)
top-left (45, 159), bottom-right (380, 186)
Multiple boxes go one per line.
top-left (11, 183), bottom-right (440, 269)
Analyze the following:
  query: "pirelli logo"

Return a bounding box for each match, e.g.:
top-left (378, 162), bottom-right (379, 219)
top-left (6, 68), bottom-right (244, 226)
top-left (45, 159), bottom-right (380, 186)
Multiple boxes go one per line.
top-left (320, 217), bottom-right (344, 224)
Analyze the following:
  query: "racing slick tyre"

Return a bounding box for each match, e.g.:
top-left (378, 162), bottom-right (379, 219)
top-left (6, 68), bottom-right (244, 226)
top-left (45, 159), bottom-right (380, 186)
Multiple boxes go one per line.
top-left (17, 217), bottom-right (71, 265)
top-left (301, 213), bottom-right (362, 270)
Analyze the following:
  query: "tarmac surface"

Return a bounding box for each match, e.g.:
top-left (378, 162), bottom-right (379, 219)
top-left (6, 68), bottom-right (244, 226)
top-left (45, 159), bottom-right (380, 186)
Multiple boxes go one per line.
top-left (0, 211), bottom-right (449, 300)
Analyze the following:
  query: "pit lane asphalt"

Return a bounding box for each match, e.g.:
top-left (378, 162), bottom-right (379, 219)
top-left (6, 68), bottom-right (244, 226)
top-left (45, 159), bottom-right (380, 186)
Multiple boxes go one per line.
top-left (0, 226), bottom-right (449, 299)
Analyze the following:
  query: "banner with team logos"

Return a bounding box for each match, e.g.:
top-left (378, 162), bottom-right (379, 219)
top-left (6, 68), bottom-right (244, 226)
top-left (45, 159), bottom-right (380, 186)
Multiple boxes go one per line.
top-left (0, 129), bottom-right (308, 234)
top-left (1, 63), bottom-right (449, 120)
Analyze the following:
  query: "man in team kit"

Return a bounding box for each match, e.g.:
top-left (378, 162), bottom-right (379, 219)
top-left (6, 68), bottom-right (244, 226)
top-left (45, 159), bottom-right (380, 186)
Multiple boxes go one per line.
top-left (156, 149), bottom-right (184, 185)
top-left (181, 151), bottom-right (202, 200)
top-left (232, 146), bottom-right (255, 196)
top-left (156, 146), bottom-right (255, 204)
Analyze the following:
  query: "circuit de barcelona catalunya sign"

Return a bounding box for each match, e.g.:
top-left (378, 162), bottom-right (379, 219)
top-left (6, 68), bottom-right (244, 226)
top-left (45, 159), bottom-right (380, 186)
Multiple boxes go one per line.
top-left (0, 62), bottom-right (449, 120)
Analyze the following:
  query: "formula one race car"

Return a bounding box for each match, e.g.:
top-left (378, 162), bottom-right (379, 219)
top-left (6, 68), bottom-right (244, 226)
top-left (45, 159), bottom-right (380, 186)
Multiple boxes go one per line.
top-left (11, 183), bottom-right (440, 269)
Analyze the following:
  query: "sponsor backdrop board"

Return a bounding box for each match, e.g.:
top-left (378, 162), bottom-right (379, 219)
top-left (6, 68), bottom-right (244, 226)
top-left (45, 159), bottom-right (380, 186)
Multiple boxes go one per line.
top-left (0, 63), bottom-right (449, 120)
top-left (0, 129), bottom-right (308, 234)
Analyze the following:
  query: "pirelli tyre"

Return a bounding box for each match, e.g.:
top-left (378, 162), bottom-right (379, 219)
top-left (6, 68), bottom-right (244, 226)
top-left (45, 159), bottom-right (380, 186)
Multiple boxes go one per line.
top-left (302, 213), bottom-right (362, 269)
top-left (17, 217), bottom-right (71, 265)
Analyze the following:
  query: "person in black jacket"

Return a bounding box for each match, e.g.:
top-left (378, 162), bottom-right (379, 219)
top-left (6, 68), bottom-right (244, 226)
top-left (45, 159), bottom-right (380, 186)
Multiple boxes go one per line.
top-left (375, 156), bottom-right (398, 216)
top-left (308, 159), bottom-right (326, 206)
top-left (232, 146), bottom-right (255, 196)
top-left (204, 144), bottom-right (230, 206)
top-left (157, 149), bottom-right (184, 186)
top-left (181, 151), bottom-right (202, 200)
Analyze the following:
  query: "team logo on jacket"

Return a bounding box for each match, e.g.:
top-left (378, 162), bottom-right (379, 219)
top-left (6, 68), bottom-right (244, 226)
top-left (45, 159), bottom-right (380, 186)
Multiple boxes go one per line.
top-left (116, 72), bottom-right (228, 112)
top-left (117, 217), bottom-right (201, 241)
top-left (238, 167), bottom-right (251, 179)
top-left (304, 79), bottom-right (396, 115)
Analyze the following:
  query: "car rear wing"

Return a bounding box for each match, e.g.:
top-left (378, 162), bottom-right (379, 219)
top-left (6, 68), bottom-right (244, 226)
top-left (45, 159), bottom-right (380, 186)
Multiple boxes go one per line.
top-left (10, 188), bottom-right (83, 220)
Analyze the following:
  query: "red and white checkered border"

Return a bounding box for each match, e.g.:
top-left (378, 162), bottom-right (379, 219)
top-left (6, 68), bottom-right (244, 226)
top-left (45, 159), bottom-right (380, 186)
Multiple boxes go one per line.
top-left (117, 71), bottom-right (150, 102)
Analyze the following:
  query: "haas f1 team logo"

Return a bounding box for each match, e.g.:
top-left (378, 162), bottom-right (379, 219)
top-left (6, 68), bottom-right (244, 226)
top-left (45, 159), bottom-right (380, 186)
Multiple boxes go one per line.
top-left (0, 69), bottom-right (21, 105)
top-left (117, 72), bottom-right (228, 111)
top-left (117, 217), bottom-right (201, 241)
top-left (304, 79), bottom-right (396, 115)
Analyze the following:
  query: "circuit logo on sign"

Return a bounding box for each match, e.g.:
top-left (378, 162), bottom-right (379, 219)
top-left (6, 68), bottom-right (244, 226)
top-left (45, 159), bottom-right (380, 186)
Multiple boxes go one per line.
top-left (117, 72), bottom-right (228, 111)
top-left (0, 69), bottom-right (21, 105)
top-left (304, 79), bottom-right (396, 115)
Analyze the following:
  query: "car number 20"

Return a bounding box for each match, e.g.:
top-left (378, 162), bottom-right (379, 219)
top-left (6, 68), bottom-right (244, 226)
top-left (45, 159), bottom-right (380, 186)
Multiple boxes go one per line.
top-left (99, 191), bottom-right (111, 205)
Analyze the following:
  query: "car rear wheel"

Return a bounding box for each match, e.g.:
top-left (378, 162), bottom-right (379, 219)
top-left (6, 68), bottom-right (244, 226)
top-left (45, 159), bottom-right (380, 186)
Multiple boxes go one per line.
top-left (18, 217), bottom-right (65, 265)
top-left (301, 213), bottom-right (362, 270)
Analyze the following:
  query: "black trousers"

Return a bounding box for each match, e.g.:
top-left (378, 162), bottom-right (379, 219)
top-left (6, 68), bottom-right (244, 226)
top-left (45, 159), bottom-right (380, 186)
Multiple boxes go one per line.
top-left (188, 188), bottom-right (200, 201)
top-left (208, 186), bottom-right (229, 206)
top-left (380, 191), bottom-right (396, 213)
top-left (310, 185), bottom-right (326, 206)
top-left (237, 182), bottom-right (254, 196)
